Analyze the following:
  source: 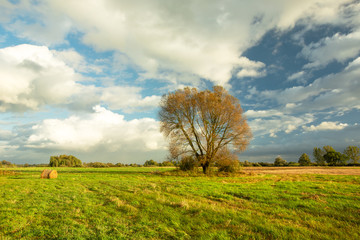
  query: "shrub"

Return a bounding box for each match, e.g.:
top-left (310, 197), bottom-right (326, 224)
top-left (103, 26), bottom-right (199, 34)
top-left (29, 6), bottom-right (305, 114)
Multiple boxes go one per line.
top-left (179, 156), bottom-right (197, 171)
top-left (217, 159), bottom-right (240, 172)
top-left (214, 148), bottom-right (240, 173)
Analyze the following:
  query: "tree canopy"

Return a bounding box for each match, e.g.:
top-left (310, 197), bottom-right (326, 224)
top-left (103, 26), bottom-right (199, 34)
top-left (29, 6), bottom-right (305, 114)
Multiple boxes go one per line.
top-left (313, 147), bottom-right (326, 165)
top-left (324, 151), bottom-right (348, 166)
top-left (49, 155), bottom-right (82, 167)
top-left (144, 160), bottom-right (158, 167)
top-left (159, 86), bottom-right (252, 174)
top-left (344, 146), bottom-right (360, 164)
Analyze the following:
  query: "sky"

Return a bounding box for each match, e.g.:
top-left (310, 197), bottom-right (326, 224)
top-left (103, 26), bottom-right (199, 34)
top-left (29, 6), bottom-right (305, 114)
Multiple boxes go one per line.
top-left (0, 0), bottom-right (359, 164)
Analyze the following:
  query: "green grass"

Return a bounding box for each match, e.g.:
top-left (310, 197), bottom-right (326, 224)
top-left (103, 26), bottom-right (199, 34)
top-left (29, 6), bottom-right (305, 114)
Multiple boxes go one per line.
top-left (1, 167), bottom-right (359, 239)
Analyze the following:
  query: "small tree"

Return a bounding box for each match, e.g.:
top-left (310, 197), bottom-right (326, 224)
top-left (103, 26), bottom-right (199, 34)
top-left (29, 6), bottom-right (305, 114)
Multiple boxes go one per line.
top-left (298, 153), bottom-right (311, 166)
top-left (344, 146), bottom-right (360, 164)
top-left (313, 147), bottom-right (325, 165)
top-left (274, 156), bottom-right (287, 166)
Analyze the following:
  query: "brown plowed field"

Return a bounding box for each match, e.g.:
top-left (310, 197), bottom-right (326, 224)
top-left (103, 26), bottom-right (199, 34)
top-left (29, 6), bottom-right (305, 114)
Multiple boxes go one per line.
top-left (243, 167), bottom-right (360, 175)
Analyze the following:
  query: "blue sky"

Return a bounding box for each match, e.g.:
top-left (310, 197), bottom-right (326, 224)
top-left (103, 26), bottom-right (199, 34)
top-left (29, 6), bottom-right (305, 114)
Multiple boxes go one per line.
top-left (0, 0), bottom-right (359, 164)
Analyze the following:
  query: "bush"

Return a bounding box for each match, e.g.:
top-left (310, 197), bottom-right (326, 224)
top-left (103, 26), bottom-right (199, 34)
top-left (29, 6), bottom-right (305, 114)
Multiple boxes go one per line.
top-left (217, 159), bottom-right (240, 172)
top-left (213, 147), bottom-right (240, 173)
top-left (179, 156), bottom-right (198, 171)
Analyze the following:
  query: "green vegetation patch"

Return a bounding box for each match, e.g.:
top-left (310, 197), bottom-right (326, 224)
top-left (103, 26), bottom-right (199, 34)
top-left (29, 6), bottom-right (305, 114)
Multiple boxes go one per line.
top-left (1, 167), bottom-right (359, 239)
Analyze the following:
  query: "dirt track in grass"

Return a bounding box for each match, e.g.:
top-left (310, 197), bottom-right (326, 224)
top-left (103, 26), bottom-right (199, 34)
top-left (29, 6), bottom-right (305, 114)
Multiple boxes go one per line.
top-left (243, 167), bottom-right (360, 175)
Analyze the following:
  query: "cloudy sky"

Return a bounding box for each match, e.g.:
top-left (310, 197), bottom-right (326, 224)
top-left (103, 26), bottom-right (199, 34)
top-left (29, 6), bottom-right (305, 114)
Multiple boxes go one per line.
top-left (0, 0), bottom-right (359, 164)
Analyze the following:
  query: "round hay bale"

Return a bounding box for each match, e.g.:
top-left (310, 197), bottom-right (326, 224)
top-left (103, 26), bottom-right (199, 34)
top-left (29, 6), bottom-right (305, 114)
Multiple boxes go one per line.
top-left (41, 169), bottom-right (58, 179)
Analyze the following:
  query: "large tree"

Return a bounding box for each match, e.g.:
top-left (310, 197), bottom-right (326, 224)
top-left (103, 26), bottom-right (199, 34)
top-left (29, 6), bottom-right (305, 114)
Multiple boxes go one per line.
top-left (159, 86), bottom-right (252, 174)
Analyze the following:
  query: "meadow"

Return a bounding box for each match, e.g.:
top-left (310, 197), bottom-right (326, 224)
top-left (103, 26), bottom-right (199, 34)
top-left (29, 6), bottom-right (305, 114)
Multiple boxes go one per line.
top-left (1, 167), bottom-right (359, 239)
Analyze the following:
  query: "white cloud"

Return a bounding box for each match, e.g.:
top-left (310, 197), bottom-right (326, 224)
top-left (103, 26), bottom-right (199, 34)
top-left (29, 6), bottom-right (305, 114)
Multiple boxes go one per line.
top-left (285, 124), bottom-right (297, 134)
top-left (1, 0), bottom-right (354, 87)
top-left (26, 105), bottom-right (166, 152)
top-left (0, 0), bottom-right (72, 46)
top-left (100, 86), bottom-right (161, 113)
top-left (0, 44), bottom-right (81, 112)
top-left (0, 142), bottom-right (18, 155)
top-left (0, 44), bottom-right (161, 113)
top-left (302, 31), bottom-right (360, 69)
top-left (245, 109), bottom-right (283, 118)
top-left (285, 103), bottom-right (300, 109)
top-left (259, 57), bottom-right (360, 113)
top-left (52, 49), bottom-right (102, 74)
top-left (0, 129), bottom-right (13, 140)
top-left (288, 71), bottom-right (306, 83)
top-left (248, 113), bottom-right (314, 137)
top-left (303, 121), bottom-right (349, 131)
top-left (236, 57), bottom-right (266, 79)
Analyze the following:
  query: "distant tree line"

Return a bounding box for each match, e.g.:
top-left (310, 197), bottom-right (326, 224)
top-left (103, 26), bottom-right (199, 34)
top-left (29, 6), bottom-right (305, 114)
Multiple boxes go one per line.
top-left (2, 145), bottom-right (359, 169)
top-left (143, 160), bottom-right (175, 167)
top-left (312, 145), bottom-right (359, 166)
top-left (259, 145), bottom-right (360, 167)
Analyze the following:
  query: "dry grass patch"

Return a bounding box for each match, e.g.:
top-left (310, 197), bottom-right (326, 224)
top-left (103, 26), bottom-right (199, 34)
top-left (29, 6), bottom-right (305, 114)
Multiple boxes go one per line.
top-left (244, 167), bottom-right (360, 175)
top-left (0, 170), bottom-right (17, 175)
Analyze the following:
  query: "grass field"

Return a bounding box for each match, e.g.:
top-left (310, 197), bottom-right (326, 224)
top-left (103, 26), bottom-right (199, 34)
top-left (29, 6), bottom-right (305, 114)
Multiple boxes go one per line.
top-left (1, 167), bottom-right (360, 239)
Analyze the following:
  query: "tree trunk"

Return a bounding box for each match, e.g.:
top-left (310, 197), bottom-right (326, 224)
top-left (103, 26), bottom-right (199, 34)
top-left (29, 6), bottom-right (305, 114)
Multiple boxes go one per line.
top-left (202, 162), bottom-right (209, 174)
